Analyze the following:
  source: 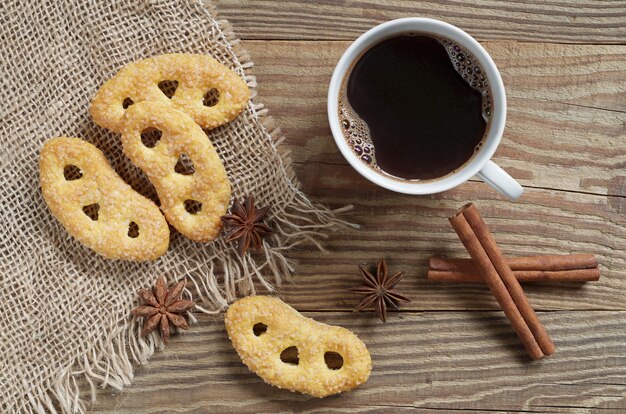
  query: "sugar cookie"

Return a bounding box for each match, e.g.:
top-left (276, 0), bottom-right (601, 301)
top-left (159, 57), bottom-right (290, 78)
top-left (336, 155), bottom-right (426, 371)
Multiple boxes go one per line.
top-left (120, 101), bottom-right (231, 242)
top-left (90, 53), bottom-right (250, 133)
top-left (225, 296), bottom-right (372, 397)
top-left (39, 137), bottom-right (170, 260)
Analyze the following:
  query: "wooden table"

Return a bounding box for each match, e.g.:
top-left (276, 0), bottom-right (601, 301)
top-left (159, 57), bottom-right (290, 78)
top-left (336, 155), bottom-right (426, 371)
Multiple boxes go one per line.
top-left (92, 1), bottom-right (626, 412)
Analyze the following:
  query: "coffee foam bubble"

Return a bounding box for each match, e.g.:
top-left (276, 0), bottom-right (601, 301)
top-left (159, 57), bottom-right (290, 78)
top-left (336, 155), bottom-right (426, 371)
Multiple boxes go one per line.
top-left (338, 100), bottom-right (376, 166)
top-left (436, 36), bottom-right (492, 121)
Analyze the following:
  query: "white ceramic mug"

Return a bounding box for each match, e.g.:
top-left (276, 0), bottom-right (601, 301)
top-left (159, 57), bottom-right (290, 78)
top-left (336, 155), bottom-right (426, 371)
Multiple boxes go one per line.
top-left (327, 18), bottom-right (523, 200)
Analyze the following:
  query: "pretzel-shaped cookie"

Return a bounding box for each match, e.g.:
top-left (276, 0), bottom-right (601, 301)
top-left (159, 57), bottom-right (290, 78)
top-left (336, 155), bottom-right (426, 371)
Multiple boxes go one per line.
top-left (120, 101), bottom-right (231, 242)
top-left (225, 296), bottom-right (372, 397)
top-left (39, 137), bottom-right (170, 260)
top-left (90, 53), bottom-right (251, 133)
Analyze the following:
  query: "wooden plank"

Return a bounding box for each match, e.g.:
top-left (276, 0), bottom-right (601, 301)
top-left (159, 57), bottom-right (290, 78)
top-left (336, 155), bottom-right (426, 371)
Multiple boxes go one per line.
top-left (273, 180), bottom-right (626, 312)
top-left (243, 40), bottom-right (626, 197)
top-left (176, 39), bottom-right (626, 312)
top-left (91, 311), bottom-right (626, 413)
top-left (89, 7), bottom-right (626, 412)
top-left (215, 0), bottom-right (626, 44)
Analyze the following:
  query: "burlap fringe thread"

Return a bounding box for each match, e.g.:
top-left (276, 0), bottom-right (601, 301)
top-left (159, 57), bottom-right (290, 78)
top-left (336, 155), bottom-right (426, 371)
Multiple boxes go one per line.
top-left (28, 6), bottom-right (356, 414)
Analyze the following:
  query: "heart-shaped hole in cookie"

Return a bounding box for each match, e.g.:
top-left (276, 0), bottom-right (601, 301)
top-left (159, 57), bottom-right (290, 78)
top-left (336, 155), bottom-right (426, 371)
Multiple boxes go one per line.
top-left (184, 199), bottom-right (202, 215)
top-left (64, 165), bottom-right (82, 181)
top-left (127, 221), bottom-right (139, 238)
top-left (82, 203), bottom-right (100, 221)
top-left (324, 351), bottom-right (343, 370)
top-left (174, 153), bottom-right (195, 175)
top-left (140, 127), bottom-right (162, 148)
top-left (280, 346), bottom-right (299, 366)
top-left (252, 322), bottom-right (267, 336)
top-left (122, 97), bottom-right (134, 109)
top-left (158, 80), bottom-right (179, 99)
top-left (203, 88), bottom-right (219, 107)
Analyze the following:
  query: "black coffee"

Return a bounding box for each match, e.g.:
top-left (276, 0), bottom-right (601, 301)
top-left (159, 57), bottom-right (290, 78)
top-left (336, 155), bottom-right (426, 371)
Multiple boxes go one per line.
top-left (339, 34), bottom-right (492, 180)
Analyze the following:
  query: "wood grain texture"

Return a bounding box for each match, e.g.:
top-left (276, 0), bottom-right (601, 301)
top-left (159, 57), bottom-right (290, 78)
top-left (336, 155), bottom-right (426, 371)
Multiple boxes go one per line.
top-left (91, 2), bottom-right (626, 412)
top-left (225, 39), bottom-right (626, 314)
top-left (91, 312), bottom-right (626, 413)
top-left (215, 0), bottom-right (626, 44)
top-left (244, 40), bottom-right (626, 197)
top-left (274, 182), bottom-right (626, 312)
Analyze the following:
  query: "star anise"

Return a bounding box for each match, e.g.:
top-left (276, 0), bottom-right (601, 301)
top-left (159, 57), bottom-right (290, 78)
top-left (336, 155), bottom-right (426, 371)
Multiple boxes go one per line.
top-left (221, 194), bottom-right (271, 256)
top-left (349, 258), bottom-right (411, 322)
top-left (131, 276), bottom-right (195, 343)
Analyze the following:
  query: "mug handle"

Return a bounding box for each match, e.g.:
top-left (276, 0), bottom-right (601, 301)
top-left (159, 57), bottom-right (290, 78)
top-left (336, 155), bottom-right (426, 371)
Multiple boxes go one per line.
top-left (476, 160), bottom-right (523, 200)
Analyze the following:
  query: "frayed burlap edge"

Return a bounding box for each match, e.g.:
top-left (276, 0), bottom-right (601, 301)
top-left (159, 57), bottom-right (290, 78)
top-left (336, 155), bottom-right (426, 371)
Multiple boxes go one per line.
top-left (30, 4), bottom-right (357, 413)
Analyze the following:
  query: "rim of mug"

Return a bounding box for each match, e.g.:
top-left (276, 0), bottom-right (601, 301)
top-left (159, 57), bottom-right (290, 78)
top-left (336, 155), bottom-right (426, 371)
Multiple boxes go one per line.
top-left (327, 17), bottom-right (507, 195)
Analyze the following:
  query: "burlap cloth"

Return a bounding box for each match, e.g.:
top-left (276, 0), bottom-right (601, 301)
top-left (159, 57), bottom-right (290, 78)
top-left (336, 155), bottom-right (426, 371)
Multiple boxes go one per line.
top-left (0, 1), bottom-right (351, 412)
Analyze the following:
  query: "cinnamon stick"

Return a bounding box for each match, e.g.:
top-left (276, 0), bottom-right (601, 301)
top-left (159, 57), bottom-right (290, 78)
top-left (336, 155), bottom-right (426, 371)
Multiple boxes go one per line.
top-left (500, 254), bottom-right (597, 271)
top-left (429, 268), bottom-right (599, 283)
top-left (449, 203), bottom-right (555, 360)
top-left (428, 255), bottom-right (599, 283)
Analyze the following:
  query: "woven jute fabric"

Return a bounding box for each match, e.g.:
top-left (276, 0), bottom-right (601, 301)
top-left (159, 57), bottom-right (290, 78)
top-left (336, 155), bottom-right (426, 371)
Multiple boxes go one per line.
top-left (0, 1), bottom-right (351, 412)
